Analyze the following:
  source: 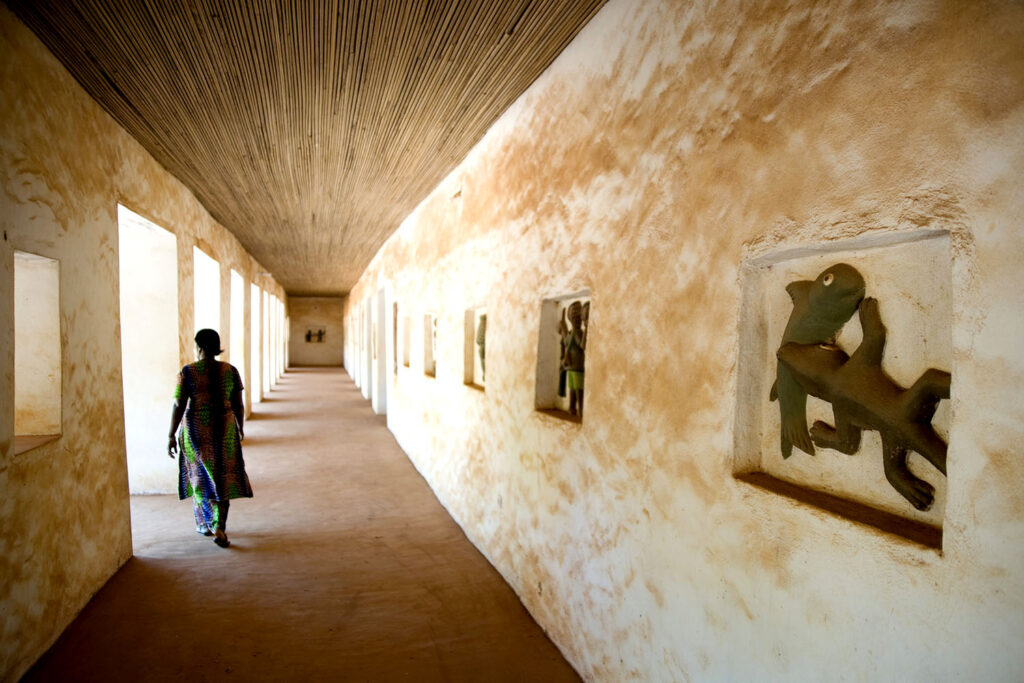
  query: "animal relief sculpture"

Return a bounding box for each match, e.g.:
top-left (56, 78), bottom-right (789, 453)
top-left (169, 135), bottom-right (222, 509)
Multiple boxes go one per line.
top-left (771, 264), bottom-right (951, 511)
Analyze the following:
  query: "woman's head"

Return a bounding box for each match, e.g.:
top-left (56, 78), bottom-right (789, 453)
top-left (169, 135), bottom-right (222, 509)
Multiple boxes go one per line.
top-left (194, 329), bottom-right (223, 357)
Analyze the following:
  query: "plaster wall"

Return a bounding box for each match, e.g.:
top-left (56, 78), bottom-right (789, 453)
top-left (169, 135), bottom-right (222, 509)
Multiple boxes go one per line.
top-left (343, 1), bottom-right (1024, 680)
top-left (288, 296), bottom-right (344, 366)
top-left (0, 6), bottom-right (284, 680)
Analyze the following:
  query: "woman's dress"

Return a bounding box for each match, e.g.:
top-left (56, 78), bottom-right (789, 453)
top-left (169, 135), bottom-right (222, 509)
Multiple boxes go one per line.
top-left (174, 360), bottom-right (253, 531)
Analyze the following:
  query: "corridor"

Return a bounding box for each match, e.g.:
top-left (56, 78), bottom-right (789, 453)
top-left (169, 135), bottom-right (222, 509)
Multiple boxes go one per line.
top-left (24, 368), bottom-right (579, 682)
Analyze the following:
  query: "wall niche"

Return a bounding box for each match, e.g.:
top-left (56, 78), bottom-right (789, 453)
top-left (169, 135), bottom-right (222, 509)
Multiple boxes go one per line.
top-left (734, 230), bottom-right (953, 548)
top-left (463, 307), bottom-right (486, 390)
top-left (401, 314), bottom-right (410, 368)
top-left (535, 290), bottom-right (590, 423)
top-left (423, 312), bottom-right (437, 377)
top-left (13, 250), bottom-right (62, 455)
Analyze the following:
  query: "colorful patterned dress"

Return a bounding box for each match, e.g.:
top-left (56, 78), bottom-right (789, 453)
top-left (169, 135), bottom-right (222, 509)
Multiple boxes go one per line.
top-left (174, 360), bottom-right (253, 532)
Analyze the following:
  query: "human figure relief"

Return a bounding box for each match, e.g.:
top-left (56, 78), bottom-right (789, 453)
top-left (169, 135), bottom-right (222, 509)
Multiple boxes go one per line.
top-left (476, 313), bottom-right (487, 382)
top-left (558, 300), bottom-right (589, 417)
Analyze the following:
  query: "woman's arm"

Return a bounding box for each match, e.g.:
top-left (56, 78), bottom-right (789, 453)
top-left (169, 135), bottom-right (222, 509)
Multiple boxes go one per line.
top-left (167, 399), bottom-right (186, 458)
top-left (231, 391), bottom-right (245, 441)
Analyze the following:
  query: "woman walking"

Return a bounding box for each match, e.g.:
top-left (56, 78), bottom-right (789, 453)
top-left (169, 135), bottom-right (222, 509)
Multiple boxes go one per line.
top-left (167, 329), bottom-right (253, 547)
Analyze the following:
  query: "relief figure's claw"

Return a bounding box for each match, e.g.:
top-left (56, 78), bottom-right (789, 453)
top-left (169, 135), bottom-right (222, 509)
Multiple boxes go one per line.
top-left (884, 466), bottom-right (935, 511)
top-left (810, 416), bottom-right (861, 454)
top-left (904, 477), bottom-right (935, 511)
top-left (809, 420), bottom-right (835, 445)
top-left (809, 421), bottom-right (840, 451)
top-left (882, 440), bottom-right (935, 511)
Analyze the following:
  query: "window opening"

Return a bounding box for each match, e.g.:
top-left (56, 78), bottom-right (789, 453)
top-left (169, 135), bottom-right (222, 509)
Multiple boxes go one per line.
top-left (116, 205), bottom-right (179, 491)
top-left (230, 270), bottom-right (245, 372)
top-left (266, 290), bottom-right (274, 395)
top-left (250, 283), bottom-right (261, 404)
top-left (13, 250), bottom-right (62, 454)
top-left (193, 246), bottom-right (220, 336)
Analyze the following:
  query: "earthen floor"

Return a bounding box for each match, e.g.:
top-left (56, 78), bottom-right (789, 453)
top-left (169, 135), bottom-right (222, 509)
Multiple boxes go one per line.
top-left (25, 367), bottom-right (579, 682)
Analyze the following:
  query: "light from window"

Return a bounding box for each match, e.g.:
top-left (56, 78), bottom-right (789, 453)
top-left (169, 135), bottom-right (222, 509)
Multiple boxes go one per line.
top-left (14, 250), bottom-right (61, 451)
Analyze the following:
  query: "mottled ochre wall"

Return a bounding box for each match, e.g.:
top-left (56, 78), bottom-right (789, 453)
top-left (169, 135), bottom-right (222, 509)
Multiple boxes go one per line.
top-left (288, 296), bottom-right (344, 366)
top-left (344, 1), bottom-right (1024, 680)
top-left (0, 6), bottom-right (284, 680)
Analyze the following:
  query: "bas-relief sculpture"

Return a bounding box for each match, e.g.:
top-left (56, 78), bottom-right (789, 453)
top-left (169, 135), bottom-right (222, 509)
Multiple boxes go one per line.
top-left (558, 300), bottom-right (589, 418)
top-left (425, 314), bottom-right (437, 376)
top-left (476, 313), bottom-right (486, 382)
top-left (771, 264), bottom-right (951, 511)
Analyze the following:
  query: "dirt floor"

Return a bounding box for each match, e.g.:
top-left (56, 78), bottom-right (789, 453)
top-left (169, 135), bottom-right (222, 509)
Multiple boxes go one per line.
top-left (24, 368), bottom-right (580, 682)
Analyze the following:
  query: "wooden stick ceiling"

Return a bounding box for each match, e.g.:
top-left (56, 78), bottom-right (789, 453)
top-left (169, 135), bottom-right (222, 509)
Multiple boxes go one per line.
top-left (9, 0), bottom-right (606, 295)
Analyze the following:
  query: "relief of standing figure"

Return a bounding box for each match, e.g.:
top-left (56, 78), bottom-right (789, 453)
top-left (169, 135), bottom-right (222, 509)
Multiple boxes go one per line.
top-left (476, 313), bottom-right (487, 382)
top-left (559, 300), bottom-right (589, 417)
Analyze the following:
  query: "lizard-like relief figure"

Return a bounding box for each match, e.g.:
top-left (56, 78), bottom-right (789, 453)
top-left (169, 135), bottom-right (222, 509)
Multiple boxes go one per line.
top-left (771, 264), bottom-right (866, 458)
top-left (776, 294), bottom-right (951, 511)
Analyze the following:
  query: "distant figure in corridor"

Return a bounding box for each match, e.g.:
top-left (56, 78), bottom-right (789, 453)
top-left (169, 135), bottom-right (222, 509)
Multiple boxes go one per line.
top-left (168, 329), bottom-right (253, 548)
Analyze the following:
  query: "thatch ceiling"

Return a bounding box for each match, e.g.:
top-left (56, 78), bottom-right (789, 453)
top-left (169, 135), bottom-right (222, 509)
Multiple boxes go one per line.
top-left (8, 0), bottom-right (605, 295)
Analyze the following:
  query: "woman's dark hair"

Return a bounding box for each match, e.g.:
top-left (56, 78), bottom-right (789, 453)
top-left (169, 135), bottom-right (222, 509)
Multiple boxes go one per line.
top-left (195, 329), bottom-right (224, 356)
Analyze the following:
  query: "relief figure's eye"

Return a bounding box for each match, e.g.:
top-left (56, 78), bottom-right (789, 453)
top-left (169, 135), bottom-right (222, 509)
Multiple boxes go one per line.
top-left (823, 273), bottom-right (834, 286)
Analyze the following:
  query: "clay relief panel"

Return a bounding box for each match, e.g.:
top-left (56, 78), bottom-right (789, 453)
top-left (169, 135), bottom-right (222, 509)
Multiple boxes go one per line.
top-left (535, 291), bottom-right (590, 422)
top-left (734, 232), bottom-right (952, 542)
top-left (464, 307), bottom-right (486, 390)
